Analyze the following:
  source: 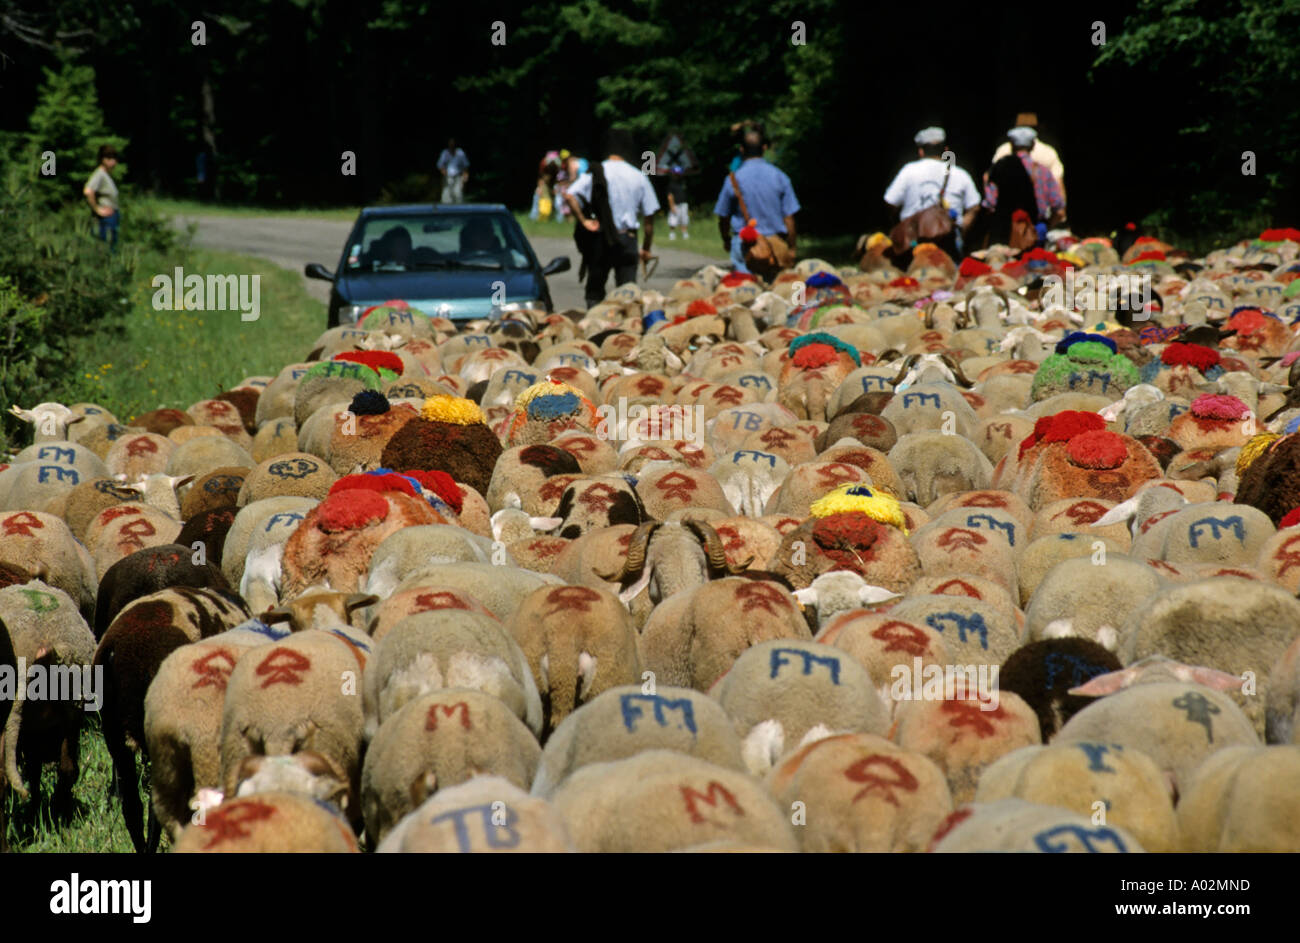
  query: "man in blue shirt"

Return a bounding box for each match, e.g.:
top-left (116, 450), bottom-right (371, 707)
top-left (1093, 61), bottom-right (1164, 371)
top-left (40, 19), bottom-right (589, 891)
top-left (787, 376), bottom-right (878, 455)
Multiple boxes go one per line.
top-left (714, 127), bottom-right (800, 274)
top-left (437, 138), bottom-right (470, 204)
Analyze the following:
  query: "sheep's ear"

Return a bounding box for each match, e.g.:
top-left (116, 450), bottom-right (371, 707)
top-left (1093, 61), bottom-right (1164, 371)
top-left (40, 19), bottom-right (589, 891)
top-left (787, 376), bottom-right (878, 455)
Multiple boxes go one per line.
top-left (858, 585), bottom-right (901, 605)
top-left (262, 607), bottom-right (292, 625)
top-left (1091, 496), bottom-right (1139, 527)
top-left (173, 475), bottom-right (196, 489)
top-left (529, 516), bottom-right (562, 531)
top-left (113, 472), bottom-right (128, 482)
top-left (618, 568), bottom-right (653, 605)
top-left (1068, 669), bottom-right (1133, 697)
top-left (9, 406), bottom-right (33, 422)
top-left (66, 414), bottom-right (86, 426)
top-left (1175, 665), bottom-right (1243, 692)
top-left (344, 593), bottom-right (379, 613)
top-left (793, 587), bottom-right (818, 607)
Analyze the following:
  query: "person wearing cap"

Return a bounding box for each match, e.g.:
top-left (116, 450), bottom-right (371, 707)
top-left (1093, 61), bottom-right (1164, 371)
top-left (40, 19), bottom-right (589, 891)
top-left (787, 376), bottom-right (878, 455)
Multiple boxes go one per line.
top-left (714, 125), bottom-right (800, 274)
top-left (991, 112), bottom-right (1065, 196)
top-left (882, 127), bottom-right (981, 262)
top-left (981, 126), bottom-right (1065, 248)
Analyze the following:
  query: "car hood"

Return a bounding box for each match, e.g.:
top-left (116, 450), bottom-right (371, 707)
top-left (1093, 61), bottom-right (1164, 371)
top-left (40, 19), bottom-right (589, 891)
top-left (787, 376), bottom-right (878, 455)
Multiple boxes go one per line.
top-left (337, 269), bottom-right (542, 319)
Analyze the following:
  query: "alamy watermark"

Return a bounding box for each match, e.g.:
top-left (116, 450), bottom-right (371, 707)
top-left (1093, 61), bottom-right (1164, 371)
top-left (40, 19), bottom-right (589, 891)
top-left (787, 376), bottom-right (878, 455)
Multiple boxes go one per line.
top-left (151, 266), bottom-right (261, 321)
top-left (1040, 271), bottom-right (1151, 317)
top-left (0, 660), bottom-right (103, 712)
top-left (595, 399), bottom-right (706, 451)
top-left (889, 657), bottom-right (1000, 710)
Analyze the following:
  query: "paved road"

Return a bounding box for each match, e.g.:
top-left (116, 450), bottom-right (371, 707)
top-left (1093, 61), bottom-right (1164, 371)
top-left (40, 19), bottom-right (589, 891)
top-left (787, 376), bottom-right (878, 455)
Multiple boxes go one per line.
top-left (175, 213), bottom-right (721, 312)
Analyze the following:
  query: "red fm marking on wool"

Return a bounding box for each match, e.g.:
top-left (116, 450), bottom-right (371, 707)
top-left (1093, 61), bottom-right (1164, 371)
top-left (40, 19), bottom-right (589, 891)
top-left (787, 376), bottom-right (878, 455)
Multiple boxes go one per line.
top-left (936, 528), bottom-right (987, 552)
top-left (1063, 500), bottom-right (1109, 526)
top-left (816, 463), bottom-right (861, 488)
top-left (425, 701), bottom-right (472, 731)
top-left (940, 699), bottom-right (1006, 739)
top-left (713, 386), bottom-right (744, 405)
top-left (871, 621), bottom-right (931, 656)
top-left (845, 754), bottom-right (919, 806)
top-left (2, 512), bottom-right (43, 537)
top-left (256, 648), bottom-right (312, 688)
top-left (577, 483), bottom-right (620, 513)
top-left (117, 519), bottom-right (157, 550)
top-left (932, 578), bottom-right (982, 599)
top-left (1274, 536), bottom-right (1300, 578)
top-left (544, 586), bottom-right (602, 615)
top-left (413, 591), bottom-right (470, 612)
top-left (680, 781), bottom-right (744, 824)
top-left (202, 800), bottom-right (277, 849)
top-left (735, 582), bottom-right (787, 614)
top-left (655, 471), bottom-right (698, 503)
top-left (124, 436), bottom-right (158, 458)
top-left (191, 649), bottom-right (237, 691)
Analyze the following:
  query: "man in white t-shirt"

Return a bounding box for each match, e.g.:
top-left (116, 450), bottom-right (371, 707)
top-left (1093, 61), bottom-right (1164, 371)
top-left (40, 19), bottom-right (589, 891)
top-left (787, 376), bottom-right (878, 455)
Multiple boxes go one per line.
top-left (564, 129), bottom-right (660, 307)
top-left (883, 127), bottom-right (981, 260)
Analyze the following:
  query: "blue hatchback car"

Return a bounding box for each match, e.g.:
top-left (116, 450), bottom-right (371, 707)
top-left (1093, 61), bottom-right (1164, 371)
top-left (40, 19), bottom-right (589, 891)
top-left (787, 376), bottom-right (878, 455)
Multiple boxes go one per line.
top-left (306, 204), bottom-right (570, 327)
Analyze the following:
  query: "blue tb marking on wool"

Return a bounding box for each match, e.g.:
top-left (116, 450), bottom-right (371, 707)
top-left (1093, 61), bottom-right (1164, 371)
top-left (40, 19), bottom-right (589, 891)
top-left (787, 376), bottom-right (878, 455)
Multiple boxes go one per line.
top-left (926, 611), bottom-right (989, 650)
top-left (265, 511), bottom-right (304, 532)
top-left (37, 465), bottom-right (78, 484)
top-left (769, 648), bottom-right (840, 684)
top-left (1187, 515), bottom-right (1244, 547)
top-left (738, 374), bottom-right (771, 390)
top-left (730, 411), bottom-right (763, 431)
top-left (902, 392), bottom-right (940, 409)
top-left (503, 370), bottom-right (535, 386)
top-left (965, 513), bottom-right (1015, 546)
top-left (429, 804), bottom-right (520, 852)
top-left (733, 450), bottom-right (776, 467)
top-left (36, 446), bottom-right (75, 464)
top-left (861, 375), bottom-right (889, 391)
top-left (1033, 824), bottom-right (1128, 853)
top-left (620, 694), bottom-right (697, 734)
top-left (1077, 743), bottom-right (1119, 774)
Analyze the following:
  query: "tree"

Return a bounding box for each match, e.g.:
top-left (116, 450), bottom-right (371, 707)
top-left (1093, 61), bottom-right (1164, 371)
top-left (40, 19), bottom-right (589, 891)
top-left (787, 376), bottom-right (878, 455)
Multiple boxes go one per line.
top-left (25, 59), bottom-right (128, 208)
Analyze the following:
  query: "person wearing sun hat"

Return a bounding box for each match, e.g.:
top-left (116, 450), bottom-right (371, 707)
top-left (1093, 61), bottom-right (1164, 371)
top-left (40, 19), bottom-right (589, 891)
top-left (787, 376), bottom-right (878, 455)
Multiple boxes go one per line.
top-left (883, 127), bottom-right (981, 266)
top-left (990, 112), bottom-right (1065, 196)
top-left (981, 127), bottom-right (1065, 250)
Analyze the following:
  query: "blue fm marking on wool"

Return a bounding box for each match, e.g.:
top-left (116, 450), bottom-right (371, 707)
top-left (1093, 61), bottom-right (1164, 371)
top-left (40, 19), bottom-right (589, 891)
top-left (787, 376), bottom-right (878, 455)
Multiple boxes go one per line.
top-left (1067, 370), bottom-right (1112, 392)
top-left (265, 512), bottom-right (305, 532)
top-left (731, 411), bottom-right (763, 431)
top-left (861, 375), bottom-right (889, 391)
top-left (769, 648), bottom-right (841, 684)
top-left (902, 392), bottom-right (940, 409)
top-left (430, 805), bottom-right (520, 852)
top-left (1187, 515), bottom-right (1244, 547)
top-left (738, 375), bottom-right (771, 390)
top-left (503, 370), bottom-right (535, 386)
top-left (464, 334), bottom-right (490, 346)
top-left (555, 354), bottom-right (586, 365)
top-left (1042, 652), bottom-right (1104, 688)
top-left (1077, 743), bottom-right (1119, 774)
top-left (926, 611), bottom-right (989, 650)
top-left (965, 513), bottom-right (1015, 546)
top-left (733, 450), bottom-right (776, 467)
top-left (37, 465), bottom-right (78, 484)
top-left (36, 446), bottom-right (75, 463)
top-left (619, 694), bottom-right (697, 733)
top-left (1033, 825), bottom-right (1128, 853)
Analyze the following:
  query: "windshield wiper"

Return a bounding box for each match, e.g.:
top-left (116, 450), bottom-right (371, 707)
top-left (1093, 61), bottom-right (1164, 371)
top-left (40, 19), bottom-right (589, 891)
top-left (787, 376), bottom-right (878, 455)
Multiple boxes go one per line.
top-left (410, 258), bottom-right (504, 271)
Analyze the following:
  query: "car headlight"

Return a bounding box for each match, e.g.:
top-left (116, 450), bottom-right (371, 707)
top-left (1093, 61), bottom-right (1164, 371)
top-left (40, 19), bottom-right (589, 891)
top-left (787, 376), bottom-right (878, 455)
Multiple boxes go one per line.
top-left (340, 304), bottom-right (366, 325)
top-left (492, 300), bottom-right (544, 320)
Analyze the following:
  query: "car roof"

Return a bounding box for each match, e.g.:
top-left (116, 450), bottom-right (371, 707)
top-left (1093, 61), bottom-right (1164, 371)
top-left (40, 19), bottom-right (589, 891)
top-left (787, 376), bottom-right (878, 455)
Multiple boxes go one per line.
top-left (359, 204), bottom-right (509, 217)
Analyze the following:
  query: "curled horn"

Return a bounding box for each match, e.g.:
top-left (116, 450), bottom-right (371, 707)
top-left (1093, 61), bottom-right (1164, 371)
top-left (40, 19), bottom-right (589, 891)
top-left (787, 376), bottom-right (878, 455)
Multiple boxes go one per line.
top-left (597, 522), bottom-right (659, 581)
top-left (993, 287), bottom-right (1012, 321)
top-left (922, 301), bottom-right (939, 329)
top-left (684, 520), bottom-right (749, 574)
top-left (890, 353), bottom-right (920, 388)
top-left (876, 348), bottom-right (904, 364)
top-left (939, 352), bottom-right (974, 388)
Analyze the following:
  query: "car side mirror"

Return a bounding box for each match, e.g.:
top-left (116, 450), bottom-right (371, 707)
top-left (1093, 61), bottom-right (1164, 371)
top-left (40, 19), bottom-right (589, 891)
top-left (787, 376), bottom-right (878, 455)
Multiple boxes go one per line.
top-left (304, 263), bottom-right (335, 281)
top-left (542, 256), bottom-right (571, 276)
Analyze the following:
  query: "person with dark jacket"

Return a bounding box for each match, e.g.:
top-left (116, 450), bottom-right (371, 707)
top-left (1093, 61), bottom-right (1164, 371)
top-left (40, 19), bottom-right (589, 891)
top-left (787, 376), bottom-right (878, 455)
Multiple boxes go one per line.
top-left (981, 127), bottom-right (1065, 248)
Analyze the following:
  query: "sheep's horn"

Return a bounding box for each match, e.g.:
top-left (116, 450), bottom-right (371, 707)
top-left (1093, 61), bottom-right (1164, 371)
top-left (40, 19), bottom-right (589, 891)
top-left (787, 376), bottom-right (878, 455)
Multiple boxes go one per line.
top-left (940, 352), bottom-right (974, 388)
top-left (261, 607), bottom-right (292, 625)
top-left (598, 522), bottom-right (657, 581)
top-left (876, 348), bottom-right (904, 364)
top-left (685, 520), bottom-right (731, 573)
top-left (922, 301), bottom-right (938, 329)
top-left (889, 354), bottom-right (919, 388)
top-left (994, 287), bottom-right (1012, 320)
top-left (345, 593), bottom-right (379, 612)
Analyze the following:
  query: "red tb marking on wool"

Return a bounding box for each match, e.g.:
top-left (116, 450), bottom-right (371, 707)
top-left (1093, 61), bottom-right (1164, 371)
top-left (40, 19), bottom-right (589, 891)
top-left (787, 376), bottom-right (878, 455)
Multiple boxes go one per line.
top-left (256, 648), bottom-right (311, 688)
top-left (871, 621), bottom-right (931, 656)
top-left (933, 578), bottom-right (982, 600)
top-left (2, 512), bottom-right (43, 537)
top-left (1063, 500), bottom-right (1109, 526)
top-left (577, 483), bottom-right (619, 513)
top-left (845, 754), bottom-right (919, 806)
top-left (191, 649), bottom-right (238, 691)
top-left (1274, 536), bottom-right (1300, 578)
top-left (655, 472), bottom-right (698, 503)
top-left (735, 582), bottom-right (787, 614)
top-left (202, 800), bottom-right (277, 849)
top-left (413, 591), bottom-right (471, 612)
top-left (117, 519), bottom-right (157, 550)
top-left (680, 781), bottom-right (744, 824)
top-left (940, 699), bottom-right (1005, 739)
top-left (425, 701), bottom-right (472, 731)
top-left (936, 528), bottom-right (986, 552)
top-left (544, 586), bottom-right (601, 615)
top-left (124, 436), bottom-right (158, 458)
top-left (816, 463), bottom-right (860, 488)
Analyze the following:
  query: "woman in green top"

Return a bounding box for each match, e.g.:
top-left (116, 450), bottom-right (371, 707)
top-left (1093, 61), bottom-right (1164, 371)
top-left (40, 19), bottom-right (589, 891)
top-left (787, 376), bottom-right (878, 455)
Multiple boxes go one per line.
top-left (84, 145), bottom-right (120, 250)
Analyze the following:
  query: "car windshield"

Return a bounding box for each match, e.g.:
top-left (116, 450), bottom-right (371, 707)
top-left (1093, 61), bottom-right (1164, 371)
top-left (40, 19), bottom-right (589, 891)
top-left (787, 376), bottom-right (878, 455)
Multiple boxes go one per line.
top-left (344, 213), bottom-right (533, 272)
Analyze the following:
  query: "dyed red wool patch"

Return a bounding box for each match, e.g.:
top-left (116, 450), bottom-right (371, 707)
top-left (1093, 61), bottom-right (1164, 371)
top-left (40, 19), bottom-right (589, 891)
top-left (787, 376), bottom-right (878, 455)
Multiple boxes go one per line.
top-left (791, 342), bottom-right (839, 369)
top-left (1190, 394), bottom-right (1249, 420)
top-left (330, 473), bottom-right (416, 497)
top-left (317, 488), bottom-right (389, 532)
top-left (1067, 430), bottom-right (1128, 469)
top-left (1019, 410), bottom-right (1107, 460)
top-left (401, 469), bottom-right (463, 513)
top-left (1160, 342), bottom-right (1220, 372)
top-left (334, 349), bottom-right (404, 375)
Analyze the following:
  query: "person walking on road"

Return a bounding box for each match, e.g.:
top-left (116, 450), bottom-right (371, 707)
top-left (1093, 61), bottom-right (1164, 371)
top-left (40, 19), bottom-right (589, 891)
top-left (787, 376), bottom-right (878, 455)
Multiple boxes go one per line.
top-left (989, 112), bottom-right (1065, 199)
top-left (437, 138), bottom-right (470, 204)
top-left (714, 126), bottom-right (799, 276)
top-left (563, 129), bottom-right (659, 308)
top-left (666, 165), bottom-right (690, 240)
top-left (982, 126), bottom-right (1066, 249)
top-left (882, 127), bottom-right (981, 265)
top-left (84, 145), bottom-right (120, 251)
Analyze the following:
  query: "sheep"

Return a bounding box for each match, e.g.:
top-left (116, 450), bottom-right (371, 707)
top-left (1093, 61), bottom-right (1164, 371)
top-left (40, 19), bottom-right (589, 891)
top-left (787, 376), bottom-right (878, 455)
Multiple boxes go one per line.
top-left (711, 640), bottom-right (890, 776)
top-left (6, 442), bottom-right (109, 499)
top-left (110, 472), bottom-right (194, 520)
top-left (1118, 576), bottom-right (1300, 737)
top-left (635, 464), bottom-right (736, 519)
top-left (530, 684), bottom-right (745, 797)
top-left (886, 595), bottom-right (1022, 666)
top-left (172, 791), bottom-right (359, 853)
top-left (104, 432), bottom-right (175, 481)
top-left (1055, 680), bottom-right (1258, 797)
top-left (1023, 554), bottom-right (1163, 650)
top-left (1175, 745), bottom-right (1300, 851)
top-left (1267, 634), bottom-right (1300, 744)
top-left (261, 589), bottom-right (378, 633)
top-left (94, 543), bottom-right (231, 641)
top-left (94, 586), bottom-right (252, 851)
top-left (361, 689), bottom-right (541, 846)
top-left (769, 509), bottom-right (922, 593)
top-left (764, 460), bottom-right (870, 518)
top-left (8, 402), bottom-right (86, 443)
top-left (888, 431), bottom-right (993, 506)
top-left (236, 452), bottom-right (337, 506)
top-left (218, 621), bottom-right (373, 834)
top-left (791, 571), bottom-right (901, 631)
top-left (910, 508), bottom-right (1022, 596)
top-left (0, 509), bottom-right (98, 623)
top-left (0, 581), bottom-right (96, 829)
top-left (163, 433), bottom-right (255, 482)
top-left (179, 466), bottom-right (250, 521)
top-left (817, 411), bottom-right (899, 455)
top-left (85, 503), bottom-right (184, 582)
top-left (549, 750), bottom-right (799, 852)
top-left (503, 583), bottom-right (641, 737)
top-left (362, 608), bottom-right (542, 739)
top-left (550, 430), bottom-right (620, 475)
top-left (928, 797), bottom-right (1144, 853)
top-left (547, 474), bottom-right (647, 539)
top-left (376, 776), bottom-right (574, 853)
top-left (998, 638), bottom-right (1124, 740)
top-left (974, 741), bottom-right (1179, 852)
top-left (484, 443), bottom-right (583, 515)
top-left (219, 495), bottom-right (318, 590)
top-left (175, 506), bottom-right (239, 577)
top-left (363, 524), bottom-right (504, 599)
top-left (596, 520), bottom-right (749, 619)
top-left (62, 478), bottom-right (144, 543)
top-left (1149, 503), bottom-right (1275, 566)
top-left (640, 577), bottom-right (812, 691)
top-left (893, 690), bottom-right (1042, 804)
top-left (385, 562), bottom-right (560, 623)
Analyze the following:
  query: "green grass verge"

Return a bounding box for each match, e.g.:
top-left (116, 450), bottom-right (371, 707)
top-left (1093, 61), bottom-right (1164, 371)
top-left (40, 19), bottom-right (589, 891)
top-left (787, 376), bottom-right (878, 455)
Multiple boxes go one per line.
top-left (57, 247), bottom-right (326, 421)
top-left (149, 195), bottom-right (359, 222)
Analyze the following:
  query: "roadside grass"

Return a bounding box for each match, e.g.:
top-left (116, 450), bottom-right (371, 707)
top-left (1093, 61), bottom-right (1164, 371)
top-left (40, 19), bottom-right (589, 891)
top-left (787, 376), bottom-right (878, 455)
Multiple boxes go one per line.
top-left (150, 196), bottom-right (359, 222)
top-left (4, 715), bottom-right (157, 853)
top-left (58, 247), bottom-right (326, 422)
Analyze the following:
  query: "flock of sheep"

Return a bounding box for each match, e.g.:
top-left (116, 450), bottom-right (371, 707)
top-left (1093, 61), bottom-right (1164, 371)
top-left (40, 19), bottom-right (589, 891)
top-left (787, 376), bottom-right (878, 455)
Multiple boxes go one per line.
top-left (2, 231), bottom-right (1300, 853)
